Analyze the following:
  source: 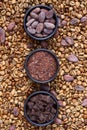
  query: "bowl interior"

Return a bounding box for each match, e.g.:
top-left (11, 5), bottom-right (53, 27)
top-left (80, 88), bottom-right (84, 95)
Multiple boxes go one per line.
top-left (24, 49), bottom-right (59, 84)
top-left (24, 91), bottom-right (58, 126)
top-left (24, 5), bottom-right (58, 41)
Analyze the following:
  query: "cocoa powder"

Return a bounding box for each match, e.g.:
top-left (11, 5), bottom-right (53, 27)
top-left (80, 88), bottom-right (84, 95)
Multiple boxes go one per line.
top-left (28, 51), bottom-right (57, 81)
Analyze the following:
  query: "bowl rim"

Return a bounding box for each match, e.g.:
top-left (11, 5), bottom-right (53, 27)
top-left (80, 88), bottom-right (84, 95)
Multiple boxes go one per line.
top-left (24, 48), bottom-right (59, 84)
top-left (24, 4), bottom-right (58, 41)
top-left (24, 90), bottom-right (59, 126)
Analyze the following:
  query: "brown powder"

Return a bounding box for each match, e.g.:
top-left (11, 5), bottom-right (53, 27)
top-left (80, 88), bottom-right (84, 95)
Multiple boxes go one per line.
top-left (28, 51), bottom-right (57, 81)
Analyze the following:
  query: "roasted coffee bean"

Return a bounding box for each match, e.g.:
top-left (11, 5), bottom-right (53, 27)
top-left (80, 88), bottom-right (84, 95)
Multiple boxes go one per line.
top-left (36, 23), bottom-right (44, 33)
top-left (30, 96), bottom-right (38, 102)
top-left (31, 21), bottom-right (38, 28)
top-left (26, 19), bottom-right (35, 26)
top-left (39, 11), bottom-right (45, 22)
top-left (44, 22), bottom-right (55, 29)
top-left (46, 9), bottom-right (54, 18)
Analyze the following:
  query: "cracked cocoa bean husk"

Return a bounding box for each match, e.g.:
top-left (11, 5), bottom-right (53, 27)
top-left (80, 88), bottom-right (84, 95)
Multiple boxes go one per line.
top-left (26, 94), bottom-right (57, 123)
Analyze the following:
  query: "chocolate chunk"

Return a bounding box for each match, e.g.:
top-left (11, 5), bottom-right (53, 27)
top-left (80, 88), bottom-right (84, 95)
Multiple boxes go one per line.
top-left (33, 104), bottom-right (40, 111)
top-left (30, 116), bottom-right (37, 121)
top-left (51, 107), bottom-right (56, 113)
top-left (30, 95), bottom-right (38, 102)
top-left (27, 102), bottom-right (34, 109)
top-left (26, 93), bottom-right (57, 124)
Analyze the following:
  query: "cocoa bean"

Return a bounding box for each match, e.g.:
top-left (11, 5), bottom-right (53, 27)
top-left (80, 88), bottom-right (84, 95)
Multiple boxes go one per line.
top-left (32, 7), bottom-right (41, 13)
top-left (46, 9), bottom-right (54, 19)
top-left (27, 16), bottom-right (31, 21)
top-left (38, 11), bottom-right (45, 22)
top-left (67, 54), bottom-right (78, 62)
top-left (31, 21), bottom-right (38, 28)
top-left (0, 27), bottom-right (5, 44)
top-left (41, 9), bottom-right (48, 13)
top-left (7, 22), bottom-right (15, 31)
top-left (27, 27), bottom-right (36, 34)
top-left (43, 28), bottom-right (53, 34)
top-left (36, 23), bottom-right (44, 33)
top-left (35, 33), bottom-right (43, 37)
top-left (44, 22), bottom-right (55, 29)
top-left (26, 19), bottom-right (35, 26)
top-left (30, 12), bottom-right (38, 19)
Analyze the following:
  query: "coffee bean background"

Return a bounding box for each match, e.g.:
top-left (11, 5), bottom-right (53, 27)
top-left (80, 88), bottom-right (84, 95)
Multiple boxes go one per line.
top-left (0, 0), bottom-right (87, 130)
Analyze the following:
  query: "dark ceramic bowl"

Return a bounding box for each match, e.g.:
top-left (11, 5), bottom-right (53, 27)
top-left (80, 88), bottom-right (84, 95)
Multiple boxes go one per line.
top-left (24, 91), bottom-right (59, 126)
top-left (24, 48), bottom-right (59, 84)
top-left (24, 5), bottom-right (58, 41)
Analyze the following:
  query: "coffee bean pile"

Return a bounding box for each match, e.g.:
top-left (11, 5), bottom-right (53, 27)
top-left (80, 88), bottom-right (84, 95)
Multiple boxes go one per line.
top-left (26, 7), bottom-right (56, 37)
top-left (26, 94), bottom-right (56, 123)
top-left (28, 51), bottom-right (57, 81)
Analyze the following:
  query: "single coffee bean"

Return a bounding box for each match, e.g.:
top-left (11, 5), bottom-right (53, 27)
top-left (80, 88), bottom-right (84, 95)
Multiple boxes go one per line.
top-left (32, 7), bottom-right (41, 13)
top-left (27, 27), bottom-right (36, 34)
top-left (26, 19), bottom-right (35, 26)
top-left (39, 11), bottom-right (45, 22)
top-left (31, 21), bottom-right (39, 28)
top-left (46, 9), bottom-right (54, 19)
top-left (36, 23), bottom-right (44, 33)
top-left (43, 28), bottom-right (53, 34)
top-left (30, 12), bottom-right (38, 19)
top-left (44, 22), bottom-right (55, 29)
